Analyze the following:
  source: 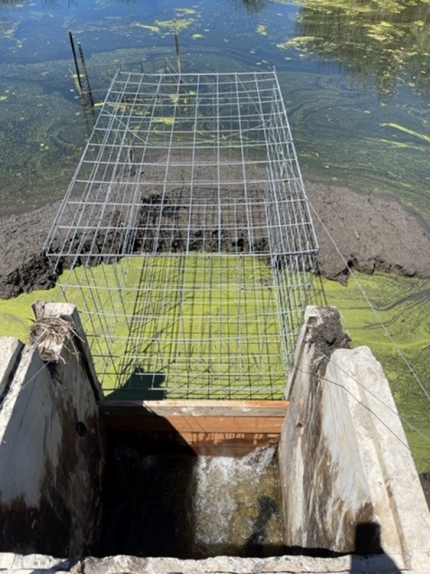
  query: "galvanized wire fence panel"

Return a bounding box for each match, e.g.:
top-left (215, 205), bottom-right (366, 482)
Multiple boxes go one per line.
top-left (46, 70), bottom-right (318, 399)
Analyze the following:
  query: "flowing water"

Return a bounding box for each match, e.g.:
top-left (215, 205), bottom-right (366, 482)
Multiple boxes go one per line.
top-left (1, 0), bottom-right (430, 469)
top-left (192, 446), bottom-right (284, 557)
top-left (100, 440), bottom-right (285, 558)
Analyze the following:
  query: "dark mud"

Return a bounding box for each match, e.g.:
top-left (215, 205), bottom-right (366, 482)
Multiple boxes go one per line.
top-left (308, 181), bottom-right (430, 284)
top-left (1, 180), bottom-right (430, 299)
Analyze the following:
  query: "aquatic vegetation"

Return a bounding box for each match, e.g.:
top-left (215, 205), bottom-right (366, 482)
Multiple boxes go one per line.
top-left (156, 18), bottom-right (195, 33)
top-left (289, 0), bottom-right (430, 99)
top-left (0, 255), bottom-right (287, 399)
top-left (364, 21), bottom-right (403, 43)
top-left (175, 8), bottom-right (197, 15)
top-left (277, 35), bottom-right (317, 50)
top-left (1, 0), bottom-right (430, 222)
top-left (0, 18), bottom-right (18, 39)
top-left (381, 122), bottom-right (430, 144)
top-left (0, 61), bottom-right (88, 213)
top-left (257, 24), bottom-right (267, 36)
top-left (317, 272), bottom-right (430, 472)
top-left (152, 116), bottom-right (175, 126)
top-left (274, 67), bottom-right (430, 220)
top-left (132, 22), bottom-right (160, 34)
top-left (1, 267), bottom-right (429, 468)
top-left (132, 16), bottom-right (197, 38)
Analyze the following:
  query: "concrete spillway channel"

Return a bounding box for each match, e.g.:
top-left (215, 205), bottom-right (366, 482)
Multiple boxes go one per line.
top-left (98, 399), bottom-right (289, 558)
top-left (0, 303), bottom-right (429, 572)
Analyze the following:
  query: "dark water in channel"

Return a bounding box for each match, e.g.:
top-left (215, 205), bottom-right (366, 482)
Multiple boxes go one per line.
top-left (100, 438), bottom-right (285, 558)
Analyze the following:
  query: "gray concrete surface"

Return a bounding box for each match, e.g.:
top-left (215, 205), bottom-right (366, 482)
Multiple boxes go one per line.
top-left (0, 304), bottom-right (428, 573)
top-left (278, 306), bottom-right (430, 573)
top-left (0, 337), bottom-right (23, 400)
top-left (0, 304), bottom-right (105, 557)
top-left (0, 552), bottom-right (416, 573)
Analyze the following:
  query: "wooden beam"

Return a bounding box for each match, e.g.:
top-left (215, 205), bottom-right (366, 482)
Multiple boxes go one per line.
top-left (98, 399), bottom-right (289, 456)
top-left (99, 399), bottom-right (289, 418)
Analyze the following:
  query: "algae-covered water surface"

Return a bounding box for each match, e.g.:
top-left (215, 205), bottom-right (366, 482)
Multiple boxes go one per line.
top-left (1, 0), bottom-right (430, 215)
top-left (316, 273), bottom-right (430, 472)
top-left (1, 0), bottom-right (430, 468)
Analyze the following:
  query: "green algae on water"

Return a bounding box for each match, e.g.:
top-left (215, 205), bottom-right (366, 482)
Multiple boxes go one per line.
top-left (0, 255), bottom-right (289, 400)
top-left (313, 272), bottom-right (430, 472)
top-left (1, 266), bottom-right (429, 469)
top-left (290, 0), bottom-right (430, 99)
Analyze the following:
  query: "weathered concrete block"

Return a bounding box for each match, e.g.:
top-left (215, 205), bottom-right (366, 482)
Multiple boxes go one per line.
top-left (278, 306), bottom-right (430, 573)
top-left (0, 304), bottom-right (105, 557)
top-left (327, 346), bottom-right (430, 572)
top-left (0, 337), bottom-right (23, 400)
top-left (0, 551), bottom-right (416, 573)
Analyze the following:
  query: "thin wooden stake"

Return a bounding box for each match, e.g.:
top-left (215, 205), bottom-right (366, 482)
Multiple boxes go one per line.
top-left (173, 20), bottom-right (182, 78)
top-left (68, 31), bottom-right (83, 96)
top-left (78, 42), bottom-right (94, 108)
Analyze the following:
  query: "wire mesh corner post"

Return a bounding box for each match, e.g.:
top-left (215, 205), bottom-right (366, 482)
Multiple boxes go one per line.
top-left (45, 70), bottom-right (319, 399)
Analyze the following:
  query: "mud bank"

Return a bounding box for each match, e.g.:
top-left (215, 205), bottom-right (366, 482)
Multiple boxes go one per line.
top-left (1, 181), bottom-right (430, 299)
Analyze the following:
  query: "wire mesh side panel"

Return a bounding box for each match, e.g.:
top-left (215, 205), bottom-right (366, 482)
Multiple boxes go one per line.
top-left (263, 73), bottom-right (319, 366)
top-left (45, 70), bottom-right (318, 399)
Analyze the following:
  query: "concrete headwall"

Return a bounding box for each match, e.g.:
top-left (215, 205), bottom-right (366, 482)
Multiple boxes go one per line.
top-left (278, 306), bottom-right (430, 571)
top-left (0, 303), bottom-right (105, 557)
top-left (0, 302), bottom-right (429, 573)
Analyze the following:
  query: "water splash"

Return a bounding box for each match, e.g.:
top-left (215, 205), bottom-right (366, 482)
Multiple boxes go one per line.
top-left (192, 445), bottom-right (285, 557)
top-left (100, 442), bottom-right (285, 559)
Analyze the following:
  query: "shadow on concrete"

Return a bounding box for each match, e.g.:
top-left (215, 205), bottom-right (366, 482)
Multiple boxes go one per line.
top-left (249, 522), bottom-right (403, 568)
top-left (350, 522), bottom-right (402, 573)
top-left (28, 557), bottom-right (81, 573)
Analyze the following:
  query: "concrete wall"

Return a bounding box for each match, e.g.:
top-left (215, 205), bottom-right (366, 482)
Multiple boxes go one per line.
top-left (0, 303), bottom-right (105, 557)
top-left (278, 306), bottom-right (430, 572)
top-left (0, 303), bottom-right (429, 573)
top-left (0, 551), bottom-right (420, 573)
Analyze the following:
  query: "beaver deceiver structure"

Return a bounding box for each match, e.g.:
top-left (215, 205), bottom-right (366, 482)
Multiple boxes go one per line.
top-left (45, 70), bottom-right (318, 399)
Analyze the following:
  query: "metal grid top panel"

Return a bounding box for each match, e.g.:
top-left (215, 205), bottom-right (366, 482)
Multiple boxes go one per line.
top-left (46, 71), bottom-right (318, 399)
top-left (46, 71), bottom-right (318, 267)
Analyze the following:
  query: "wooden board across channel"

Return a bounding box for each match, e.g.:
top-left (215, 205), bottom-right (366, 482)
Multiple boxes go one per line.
top-left (99, 399), bottom-right (289, 455)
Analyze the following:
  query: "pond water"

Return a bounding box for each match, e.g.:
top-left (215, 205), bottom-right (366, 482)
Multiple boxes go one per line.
top-left (1, 0), bottom-right (430, 469)
top-left (1, 0), bottom-right (430, 215)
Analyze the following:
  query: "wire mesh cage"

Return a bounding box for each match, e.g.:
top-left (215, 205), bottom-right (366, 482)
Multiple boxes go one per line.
top-left (45, 70), bottom-right (318, 399)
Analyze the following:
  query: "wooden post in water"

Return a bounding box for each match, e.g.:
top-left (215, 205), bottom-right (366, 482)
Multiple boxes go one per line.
top-left (173, 20), bottom-right (182, 80)
top-left (77, 42), bottom-right (94, 109)
top-left (68, 31), bottom-right (95, 115)
top-left (68, 31), bottom-right (83, 97)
